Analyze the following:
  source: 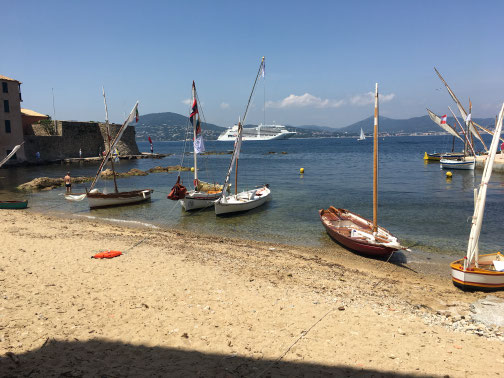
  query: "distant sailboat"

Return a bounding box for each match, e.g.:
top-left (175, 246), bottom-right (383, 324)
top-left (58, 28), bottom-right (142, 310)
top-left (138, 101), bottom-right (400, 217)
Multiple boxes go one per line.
top-left (357, 128), bottom-right (365, 141)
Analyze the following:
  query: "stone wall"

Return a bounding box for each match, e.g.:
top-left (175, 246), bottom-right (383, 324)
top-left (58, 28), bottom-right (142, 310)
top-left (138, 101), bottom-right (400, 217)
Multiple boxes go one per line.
top-left (23, 121), bottom-right (140, 162)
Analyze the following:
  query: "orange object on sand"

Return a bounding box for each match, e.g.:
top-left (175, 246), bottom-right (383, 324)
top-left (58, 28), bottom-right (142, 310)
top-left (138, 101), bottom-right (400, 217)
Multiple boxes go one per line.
top-left (92, 250), bottom-right (122, 259)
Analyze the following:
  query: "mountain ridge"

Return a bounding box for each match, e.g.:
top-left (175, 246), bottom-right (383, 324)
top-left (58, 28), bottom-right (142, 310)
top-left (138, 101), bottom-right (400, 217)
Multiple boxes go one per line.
top-left (134, 111), bottom-right (497, 141)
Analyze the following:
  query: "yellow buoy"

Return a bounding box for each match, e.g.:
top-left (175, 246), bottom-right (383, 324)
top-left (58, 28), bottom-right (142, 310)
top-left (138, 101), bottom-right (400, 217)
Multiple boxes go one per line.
top-left (423, 152), bottom-right (429, 160)
top-left (300, 168), bottom-right (304, 174)
top-left (191, 167), bottom-right (195, 172)
top-left (446, 171), bottom-right (452, 178)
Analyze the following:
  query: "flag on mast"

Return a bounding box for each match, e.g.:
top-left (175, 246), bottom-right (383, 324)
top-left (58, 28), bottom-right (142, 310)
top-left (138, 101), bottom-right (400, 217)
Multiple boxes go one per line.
top-left (190, 82), bottom-right (205, 154)
top-left (441, 115), bottom-right (447, 124)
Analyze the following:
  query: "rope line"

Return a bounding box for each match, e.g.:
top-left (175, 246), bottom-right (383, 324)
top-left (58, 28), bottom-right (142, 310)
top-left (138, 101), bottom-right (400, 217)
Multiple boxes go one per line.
top-left (255, 307), bottom-right (335, 378)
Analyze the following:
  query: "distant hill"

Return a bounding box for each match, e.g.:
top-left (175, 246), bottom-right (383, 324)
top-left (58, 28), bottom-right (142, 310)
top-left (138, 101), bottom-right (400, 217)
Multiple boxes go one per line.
top-left (133, 111), bottom-right (497, 141)
top-left (134, 112), bottom-right (225, 141)
top-left (339, 115), bottom-right (496, 134)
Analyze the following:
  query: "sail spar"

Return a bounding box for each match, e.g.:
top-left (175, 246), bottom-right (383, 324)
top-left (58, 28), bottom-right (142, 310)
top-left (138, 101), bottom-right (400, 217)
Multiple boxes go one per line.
top-left (434, 68), bottom-right (487, 151)
top-left (0, 143), bottom-right (23, 168)
top-left (426, 109), bottom-right (464, 142)
top-left (89, 101), bottom-right (139, 191)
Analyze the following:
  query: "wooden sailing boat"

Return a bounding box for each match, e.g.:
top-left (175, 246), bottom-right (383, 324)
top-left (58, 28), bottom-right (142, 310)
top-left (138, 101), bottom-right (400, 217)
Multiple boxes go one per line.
top-left (319, 83), bottom-right (406, 257)
top-left (451, 103), bottom-right (504, 290)
top-left (67, 90), bottom-right (153, 209)
top-left (168, 81), bottom-right (225, 211)
top-left (357, 128), bottom-right (366, 141)
top-left (214, 57), bottom-right (271, 215)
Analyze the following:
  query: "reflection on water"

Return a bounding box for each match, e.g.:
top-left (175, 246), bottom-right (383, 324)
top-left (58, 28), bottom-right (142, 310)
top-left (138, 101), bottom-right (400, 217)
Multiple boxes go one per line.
top-left (1, 136), bottom-right (503, 256)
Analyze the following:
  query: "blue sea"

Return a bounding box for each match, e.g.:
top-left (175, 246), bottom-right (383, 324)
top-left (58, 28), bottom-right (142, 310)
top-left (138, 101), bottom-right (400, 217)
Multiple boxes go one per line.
top-left (1, 136), bottom-right (503, 256)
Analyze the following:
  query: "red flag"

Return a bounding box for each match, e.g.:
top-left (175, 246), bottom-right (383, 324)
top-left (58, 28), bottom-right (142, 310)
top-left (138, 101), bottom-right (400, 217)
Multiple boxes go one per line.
top-left (440, 115), bottom-right (447, 124)
top-left (148, 136), bottom-right (152, 144)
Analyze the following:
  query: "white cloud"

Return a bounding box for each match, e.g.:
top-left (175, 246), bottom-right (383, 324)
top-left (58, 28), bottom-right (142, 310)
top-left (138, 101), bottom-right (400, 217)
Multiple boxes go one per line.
top-left (181, 98), bottom-right (191, 105)
top-left (266, 93), bottom-right (345, 109)
top-left (350, 92), bottom-right (395, 106)
top-left (220, 102), bottom-right (230, 109)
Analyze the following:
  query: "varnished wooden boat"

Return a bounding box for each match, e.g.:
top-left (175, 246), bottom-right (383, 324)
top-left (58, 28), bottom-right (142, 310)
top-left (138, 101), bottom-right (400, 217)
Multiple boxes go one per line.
top-left (0, 200), bottom-right (28, 209)
top-left (320, 84), bottom-right (405, 258)
top-left (319, 207), bottom-right (404, 257)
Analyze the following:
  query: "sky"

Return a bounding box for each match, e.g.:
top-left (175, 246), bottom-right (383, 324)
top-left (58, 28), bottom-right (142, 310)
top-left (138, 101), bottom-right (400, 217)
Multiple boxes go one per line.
top-left (2, 0), bottom-right (504, 128)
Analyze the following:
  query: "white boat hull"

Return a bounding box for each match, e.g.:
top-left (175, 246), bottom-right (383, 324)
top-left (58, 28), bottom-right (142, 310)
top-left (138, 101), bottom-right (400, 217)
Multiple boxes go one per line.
top-left (451, 253), bottom-right (504, 290)
top-left (180, 191), bottom-right (222, 211)
top-left (87, 189), bottom-right (153, 209)
top-left (214, 186), bottom-right (271, 215)
top-left (440, 158), bottom-right (475, 170)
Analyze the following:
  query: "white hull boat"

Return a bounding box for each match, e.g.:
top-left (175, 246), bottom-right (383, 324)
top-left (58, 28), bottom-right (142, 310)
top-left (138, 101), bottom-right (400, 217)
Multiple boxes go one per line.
top-left (180, 190), bottom-right (222, 211)
top-left (440, 158), bottom-right (475, 170)
top-left (87, 189), bottom-right (153, 209)
top-left (215, 186), bottom-right (271, 215)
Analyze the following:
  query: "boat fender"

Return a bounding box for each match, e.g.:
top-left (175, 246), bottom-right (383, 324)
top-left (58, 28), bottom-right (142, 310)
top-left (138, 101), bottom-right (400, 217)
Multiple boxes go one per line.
top-left (92, 250), bottom-right (122, 259)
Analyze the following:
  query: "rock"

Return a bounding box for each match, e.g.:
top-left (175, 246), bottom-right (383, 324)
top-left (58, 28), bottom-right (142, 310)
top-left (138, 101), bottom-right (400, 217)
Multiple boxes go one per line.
top-left (148, 165), bottom-right (191, 173)
top-left (470, 296), bottom-right (504, 328)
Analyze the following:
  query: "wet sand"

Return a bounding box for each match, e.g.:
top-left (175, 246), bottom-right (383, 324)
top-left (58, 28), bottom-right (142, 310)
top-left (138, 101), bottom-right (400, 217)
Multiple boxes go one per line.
top-left (1, 210), bottom-right (503, 377)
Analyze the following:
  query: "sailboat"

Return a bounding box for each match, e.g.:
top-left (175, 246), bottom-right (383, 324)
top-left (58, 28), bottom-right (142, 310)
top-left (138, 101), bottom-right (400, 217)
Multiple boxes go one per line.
top-left (357, 128), bottom-right (366, 141)
top-left (450, 103), bottom-right (504, 290)
top-left (439, 106), bottom-right (476, 170)
top-left (168, 81), bottom-right (225, 211)
top-left (424, 110), bottom-right (464, 161)
top-left (214, 57), bottom-right (271, 215)
top-left (66, 91), bottom-right (153, 209)
top-left (319, 83), bottom-right (406, 257)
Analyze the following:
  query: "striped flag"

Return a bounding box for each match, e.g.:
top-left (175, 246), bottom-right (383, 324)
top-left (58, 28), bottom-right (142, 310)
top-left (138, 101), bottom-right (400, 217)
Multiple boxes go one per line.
top-left (441, 115), bottom-right (447, 124)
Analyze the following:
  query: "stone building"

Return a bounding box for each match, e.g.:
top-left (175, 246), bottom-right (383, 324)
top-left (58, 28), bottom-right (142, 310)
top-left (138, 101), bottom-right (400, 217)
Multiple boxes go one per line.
top-left (0, 74), bottom-right (140, 164)
top-left (23, 120), bottom-right (140, 161)
top-left (0, 75), bottom-right (25, 162)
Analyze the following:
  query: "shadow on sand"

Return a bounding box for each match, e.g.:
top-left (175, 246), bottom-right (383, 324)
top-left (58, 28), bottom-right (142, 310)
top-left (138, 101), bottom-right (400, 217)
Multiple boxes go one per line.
top-left (0, 338), bottom-right (430, 377)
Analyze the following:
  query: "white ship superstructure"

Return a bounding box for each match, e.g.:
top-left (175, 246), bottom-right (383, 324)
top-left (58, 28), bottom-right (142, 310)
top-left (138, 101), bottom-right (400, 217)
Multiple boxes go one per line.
top-left (217, 124), bottom-right (296, 141)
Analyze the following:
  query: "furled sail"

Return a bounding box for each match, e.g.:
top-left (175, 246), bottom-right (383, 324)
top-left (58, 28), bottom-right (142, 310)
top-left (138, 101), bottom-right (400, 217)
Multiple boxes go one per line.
top-left (89, 101), bottom-right (139, 191)
top-left (465, 102), bottom-right (504, 269)
top-left (426, 109), bottom-right (464, 142)
top-left (0, 143), bottom-right (23, 168)
top-left (220, 122), bottom-right (243, 202)
top-left (434, 68), bottom-right (487, 151)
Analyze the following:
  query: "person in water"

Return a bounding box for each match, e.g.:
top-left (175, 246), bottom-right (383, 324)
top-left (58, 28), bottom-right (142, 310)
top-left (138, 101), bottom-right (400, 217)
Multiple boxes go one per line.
top-left (64, 172), bottom-right (72, 193)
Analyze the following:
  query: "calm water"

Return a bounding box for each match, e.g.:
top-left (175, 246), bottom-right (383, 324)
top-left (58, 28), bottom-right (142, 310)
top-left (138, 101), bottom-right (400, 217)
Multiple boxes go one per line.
top-left (1, 136), bottom-right (503, 256)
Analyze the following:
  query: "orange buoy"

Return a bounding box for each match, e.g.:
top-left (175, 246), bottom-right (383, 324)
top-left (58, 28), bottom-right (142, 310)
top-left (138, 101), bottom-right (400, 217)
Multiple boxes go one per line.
top-left (92, 250), bottom-right (122, 259)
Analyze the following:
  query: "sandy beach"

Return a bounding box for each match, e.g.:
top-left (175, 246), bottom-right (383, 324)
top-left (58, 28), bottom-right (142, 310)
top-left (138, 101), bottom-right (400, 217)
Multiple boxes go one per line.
top-left (1, 210), bottom-right (503, 377)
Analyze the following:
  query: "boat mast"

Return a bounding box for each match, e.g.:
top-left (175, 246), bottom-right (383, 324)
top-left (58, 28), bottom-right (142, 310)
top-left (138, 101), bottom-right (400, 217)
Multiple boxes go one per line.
top-left (192, 81), bottom-right (198, 187)
top-left (373, 83), bottom-right (378, 234)
top-left (434, 68), bottom-right (488, 152)
top-left (103, 87), bottom-right (118, 193)
top-left (448, 106), bottom-right (476, 157)
top-left (235, 119), bottom-right (240, 195)
top-left (465, 103), bottom-right (504, 269)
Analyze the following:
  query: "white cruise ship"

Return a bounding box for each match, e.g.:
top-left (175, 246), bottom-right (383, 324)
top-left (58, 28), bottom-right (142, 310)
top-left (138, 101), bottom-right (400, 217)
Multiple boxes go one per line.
top-left (217, 124), bottom-right (296, 141)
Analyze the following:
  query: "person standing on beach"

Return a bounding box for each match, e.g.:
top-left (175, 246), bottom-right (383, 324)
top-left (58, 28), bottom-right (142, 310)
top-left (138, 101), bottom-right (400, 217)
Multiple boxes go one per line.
top-left (64, 172), bottom-right (72, 193)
